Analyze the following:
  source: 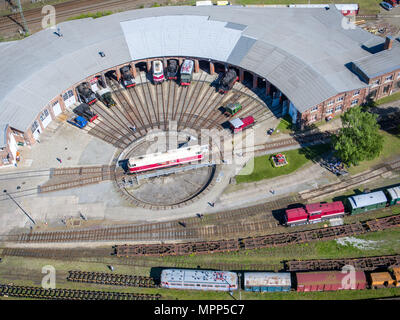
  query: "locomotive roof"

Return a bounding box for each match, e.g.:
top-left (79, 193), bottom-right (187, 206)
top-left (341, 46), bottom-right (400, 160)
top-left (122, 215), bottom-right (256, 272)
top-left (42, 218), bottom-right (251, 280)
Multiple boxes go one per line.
top-left (244, 272), bottom-right (291, 287)
top-left (226, 103), bottom-right (240, 110)
top-left (153, 60), bottom-right (163, 73)
top-left (161, 269), bottom-right (237, 285)
top-left (285, 207), bottom-right (308, 221)
top-left (386, 186), bottom-right (400, 200)
top-left (0, 6), bottom-right (395, 131)
top-left (229, 118), bottom-right (244, 128)
top-left (348, 191), bottom-right (387, 209)
top-left (129, 144), bottom-right (208, 167)
top-left (305, 201), bottom-right (344, 213)
top-left (181, 59), bottom-right (194, 74)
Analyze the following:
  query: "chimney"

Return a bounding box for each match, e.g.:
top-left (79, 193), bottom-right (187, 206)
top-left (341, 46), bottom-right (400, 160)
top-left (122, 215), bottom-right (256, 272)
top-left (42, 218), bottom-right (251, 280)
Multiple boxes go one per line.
top-left (384, 36), bottom-right (393, 50)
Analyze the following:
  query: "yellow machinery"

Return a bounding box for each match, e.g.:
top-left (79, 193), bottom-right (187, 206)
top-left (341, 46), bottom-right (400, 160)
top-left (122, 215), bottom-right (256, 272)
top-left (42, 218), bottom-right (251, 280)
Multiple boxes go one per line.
top-left (391, 267), bottom-right (400, 287)
top-left (370, 272), bottom-right (396, 288)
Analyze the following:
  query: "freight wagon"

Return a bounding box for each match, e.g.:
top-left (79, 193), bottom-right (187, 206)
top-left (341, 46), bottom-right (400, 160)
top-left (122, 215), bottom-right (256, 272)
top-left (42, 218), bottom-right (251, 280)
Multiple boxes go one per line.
top-left (160, 269), bottom-right (238, 291)
top-left (244, 272), bottom-right (291, 292)
top-left (296, 271), bottom-right (367, 292)
top-left (160, 269), bottom-right (400, 293)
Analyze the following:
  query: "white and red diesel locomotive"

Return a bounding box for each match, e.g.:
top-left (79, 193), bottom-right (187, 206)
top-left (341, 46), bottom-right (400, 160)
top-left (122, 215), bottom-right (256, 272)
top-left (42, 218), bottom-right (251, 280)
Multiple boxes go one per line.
top-left (152, 60), bottom-right (165, 84)
top-left (127, 144), bottom-right (209, 173)
top-left (285, 201), bottom-right (345, 226)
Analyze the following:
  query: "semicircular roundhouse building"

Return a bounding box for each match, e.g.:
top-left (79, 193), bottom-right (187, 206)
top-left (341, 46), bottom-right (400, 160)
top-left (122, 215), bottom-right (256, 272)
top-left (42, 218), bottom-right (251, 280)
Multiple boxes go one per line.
top-left (0, 5), bottom-right (399, 166)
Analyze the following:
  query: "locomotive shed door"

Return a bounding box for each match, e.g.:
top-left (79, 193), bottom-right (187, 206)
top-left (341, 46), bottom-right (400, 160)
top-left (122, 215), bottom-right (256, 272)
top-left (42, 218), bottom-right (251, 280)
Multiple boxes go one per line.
top-left (52, 101), bottom-right (62, 116)
top-left (31, 120), bottom-right (41, 141)
top-left (40, 109), bottom-right (51, 128)
top-left (33, 128), bottom-right (41, 140)
top-left (63, 90), bottom-right (76, 108)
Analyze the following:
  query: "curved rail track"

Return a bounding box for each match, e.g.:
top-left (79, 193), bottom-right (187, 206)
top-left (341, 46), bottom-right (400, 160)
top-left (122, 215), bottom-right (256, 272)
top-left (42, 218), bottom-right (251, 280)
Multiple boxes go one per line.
top-left (67, 270), bottom-right (157, 288)
top-left (85, 75), bottom-right (276, 149)
top-left (0, 283), bottom-right (161, 300)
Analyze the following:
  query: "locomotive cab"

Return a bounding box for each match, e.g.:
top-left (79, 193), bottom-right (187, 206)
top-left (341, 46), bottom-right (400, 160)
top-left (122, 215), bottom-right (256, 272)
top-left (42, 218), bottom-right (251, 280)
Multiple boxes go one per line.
top-left (152, 60), bottom-right (165, 84)
top-left (167, 60), bottom-right (178, 80)
top-left (120, 66), bottom-right (136, 88)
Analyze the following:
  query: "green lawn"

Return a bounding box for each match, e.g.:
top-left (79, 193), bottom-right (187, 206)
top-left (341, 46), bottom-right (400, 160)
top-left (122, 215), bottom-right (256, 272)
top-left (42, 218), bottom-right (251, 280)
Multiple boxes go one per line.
top-left (376, 91), bottom-right (400, 106)
top-left (275, 115), bottom-right (293, 134)
top-left (66, 11), bottom-right (114, 20)
top-left (348, 130), bottom-right (400, 175)
top-left (236, 144), bottom-right (331, 183)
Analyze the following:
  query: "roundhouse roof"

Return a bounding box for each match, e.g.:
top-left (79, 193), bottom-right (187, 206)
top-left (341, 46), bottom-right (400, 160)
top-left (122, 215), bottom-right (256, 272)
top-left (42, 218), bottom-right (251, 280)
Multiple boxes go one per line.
top-left (0, 5), bottom-right (390, 131)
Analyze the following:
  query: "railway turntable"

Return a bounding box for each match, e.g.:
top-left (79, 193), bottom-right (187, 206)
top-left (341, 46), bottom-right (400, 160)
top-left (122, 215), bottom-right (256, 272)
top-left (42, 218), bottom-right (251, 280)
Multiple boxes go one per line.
top-left (115, 137), bottom-right (220, 208)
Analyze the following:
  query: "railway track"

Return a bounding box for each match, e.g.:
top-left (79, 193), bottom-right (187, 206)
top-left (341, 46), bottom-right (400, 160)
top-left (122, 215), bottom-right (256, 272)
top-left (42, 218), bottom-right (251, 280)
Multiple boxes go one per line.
top-left (35, 128), bottom-right (336, 196)
top-left (285, 254), bottom-right (400, 272)
top-left (67, 270), bottom-right (157, 288)
top-left (7, 152), bottom-right (400, 243)
top-left (9, 151), bottom-right (400, 241)
top-left (6, 194), bottom-right (298, 243)
top-left (38, 165), bottom-right (115, 193)
top-left (0, 0), bottom-right (148, 34)
top-left (114, 214), bottom-right (400, 257)
top-left (0, 247), bottom-right (280, 271)
top-left (0, 284), bottom-right (161, 300)
top-left (300, 157), bottom-right (400, 201)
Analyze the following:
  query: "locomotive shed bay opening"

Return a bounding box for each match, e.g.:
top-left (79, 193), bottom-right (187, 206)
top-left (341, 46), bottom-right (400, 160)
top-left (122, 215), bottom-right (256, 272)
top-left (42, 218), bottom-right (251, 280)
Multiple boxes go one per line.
top-left (0, 1), bottom-right (400, 307)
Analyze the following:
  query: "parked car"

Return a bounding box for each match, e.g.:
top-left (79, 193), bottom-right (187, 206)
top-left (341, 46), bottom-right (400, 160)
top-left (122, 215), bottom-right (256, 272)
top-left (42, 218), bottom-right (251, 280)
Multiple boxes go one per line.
top-left (380, 2), bottom-right (393, 10)
top-left (385, 0), bottom-right (399, 7)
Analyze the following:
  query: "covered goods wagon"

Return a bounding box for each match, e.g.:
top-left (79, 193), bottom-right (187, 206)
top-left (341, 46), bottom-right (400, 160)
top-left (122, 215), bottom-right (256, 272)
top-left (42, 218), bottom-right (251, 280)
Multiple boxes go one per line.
top-left (296, 271), bottom-right (367, 292)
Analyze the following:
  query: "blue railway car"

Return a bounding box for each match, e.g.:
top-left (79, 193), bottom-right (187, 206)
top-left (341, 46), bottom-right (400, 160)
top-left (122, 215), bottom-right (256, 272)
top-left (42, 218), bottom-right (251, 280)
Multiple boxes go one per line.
top-left (244, 272), bottom-right (291, 292)
top-left (160, 269), bottom-right (238, 292)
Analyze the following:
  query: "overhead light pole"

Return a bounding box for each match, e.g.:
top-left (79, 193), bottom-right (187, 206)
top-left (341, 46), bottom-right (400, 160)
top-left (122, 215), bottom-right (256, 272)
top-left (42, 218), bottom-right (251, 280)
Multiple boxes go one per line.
top-left (3, 189), bottom-right (36, 225)
top-left (16, 0), bottom-right (29, 35)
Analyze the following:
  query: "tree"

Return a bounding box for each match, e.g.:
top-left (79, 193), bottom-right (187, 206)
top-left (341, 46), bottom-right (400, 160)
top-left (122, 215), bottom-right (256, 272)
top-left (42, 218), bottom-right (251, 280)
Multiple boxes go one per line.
top-left (332, 106), bottom-right (383, 166)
